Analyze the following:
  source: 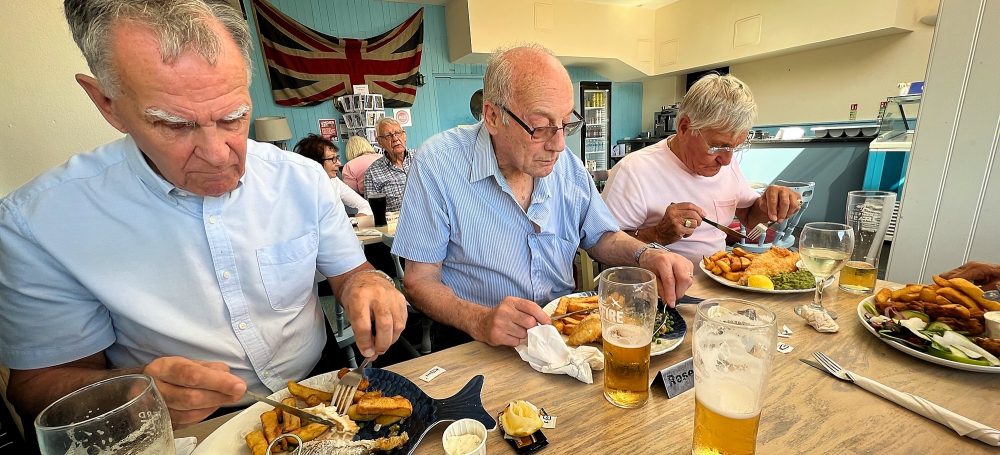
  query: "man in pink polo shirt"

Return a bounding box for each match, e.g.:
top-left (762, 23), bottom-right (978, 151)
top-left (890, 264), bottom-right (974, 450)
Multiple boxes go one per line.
top-left (602, 74), bottom-right (802, 263)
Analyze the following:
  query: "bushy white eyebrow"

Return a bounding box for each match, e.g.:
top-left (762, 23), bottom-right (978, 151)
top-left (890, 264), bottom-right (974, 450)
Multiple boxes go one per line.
top-left (143, 104), bottom-right (250, 125)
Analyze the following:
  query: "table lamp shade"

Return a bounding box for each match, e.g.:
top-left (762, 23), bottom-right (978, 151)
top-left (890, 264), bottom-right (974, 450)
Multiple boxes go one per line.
top-left (254, 116), bottom-right (292, 142)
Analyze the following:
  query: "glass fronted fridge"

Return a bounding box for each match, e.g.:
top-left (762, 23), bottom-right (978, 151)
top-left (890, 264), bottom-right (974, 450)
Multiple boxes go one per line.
top-left (580, 81), bottom-right (611, 171)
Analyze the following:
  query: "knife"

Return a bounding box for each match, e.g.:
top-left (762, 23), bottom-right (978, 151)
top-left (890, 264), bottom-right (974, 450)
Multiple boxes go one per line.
top-left (551, 308), bottom-right (597, 321)
top-left (799, 358), bottom-right (825, 372)
top-left (701, 218), bottom-right (745, 240)
top-left (245, 391), bottom-right (340, 428)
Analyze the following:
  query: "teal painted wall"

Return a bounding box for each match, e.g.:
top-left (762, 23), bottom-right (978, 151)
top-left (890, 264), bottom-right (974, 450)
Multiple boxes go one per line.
top-left (246, 0), bottom-right (642, 160)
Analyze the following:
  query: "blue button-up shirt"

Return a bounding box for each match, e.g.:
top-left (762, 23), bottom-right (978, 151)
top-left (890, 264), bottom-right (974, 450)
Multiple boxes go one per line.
top-left (0, 136), bottom-right (365, 395)
top-left (391, 123), bottom-right (620, 307)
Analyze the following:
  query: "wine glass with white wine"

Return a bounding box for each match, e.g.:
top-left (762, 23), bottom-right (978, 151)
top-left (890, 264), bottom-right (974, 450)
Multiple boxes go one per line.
top-left (795, 222), bottom-right (854, 319)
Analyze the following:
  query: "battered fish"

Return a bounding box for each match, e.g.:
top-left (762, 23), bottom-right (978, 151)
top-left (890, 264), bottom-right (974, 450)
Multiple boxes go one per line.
top-left (740, 247), bottom-right (799, 284)
top-left (567, 314), bottom-right (602, 346)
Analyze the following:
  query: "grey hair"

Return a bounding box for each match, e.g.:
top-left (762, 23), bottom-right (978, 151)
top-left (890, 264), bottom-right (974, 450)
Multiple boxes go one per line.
top-left (345, 136), bottom-right (376, 160)
top-left (375, 117), bottom-right (402, 136)
top-left (64, 0), bottom-right (253, 98)
top-left (678, 73), bottom-right (758, 134)
top-left (483, 43), bottom-right (557, 126)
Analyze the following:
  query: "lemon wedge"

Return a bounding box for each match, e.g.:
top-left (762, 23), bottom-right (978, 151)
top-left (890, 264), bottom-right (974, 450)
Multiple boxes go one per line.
top-left (500, 400), bottom-right (542, 437)
top-left (747, 275), bottom-right (774, 290)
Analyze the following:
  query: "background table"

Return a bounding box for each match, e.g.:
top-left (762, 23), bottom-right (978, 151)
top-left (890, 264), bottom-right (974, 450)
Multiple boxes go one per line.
top-left (178, 275), bottom-right (1000, 454)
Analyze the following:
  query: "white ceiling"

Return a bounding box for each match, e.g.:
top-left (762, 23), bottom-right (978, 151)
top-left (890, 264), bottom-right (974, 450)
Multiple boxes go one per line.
top-left (577, 0), bottom-right (680, 8)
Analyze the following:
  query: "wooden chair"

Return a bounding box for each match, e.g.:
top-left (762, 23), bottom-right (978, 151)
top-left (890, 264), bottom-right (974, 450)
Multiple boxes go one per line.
top-left (0, 366), bottom-right (29, 451)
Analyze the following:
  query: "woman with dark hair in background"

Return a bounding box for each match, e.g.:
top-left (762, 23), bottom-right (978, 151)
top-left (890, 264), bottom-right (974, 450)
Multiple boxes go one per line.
top-left (294, 134), bottom-right (374, 227)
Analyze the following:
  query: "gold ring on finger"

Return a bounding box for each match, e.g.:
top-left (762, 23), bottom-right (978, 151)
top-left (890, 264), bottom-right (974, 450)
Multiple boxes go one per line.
top-left (683, 219), bottom-right (693, 228)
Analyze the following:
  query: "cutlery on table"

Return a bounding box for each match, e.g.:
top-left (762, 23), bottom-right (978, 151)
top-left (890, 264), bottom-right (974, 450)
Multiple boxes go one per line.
top-left (332, 356), bottom-right (374, 414)
top-left (802, 353), bottom-right (999, 447)
top-left (245, 390), bottom-right (339, 428)
top-left (700, 218), bottom-right (745, 240)
top-left (550, 308), bottom-right (597, 321)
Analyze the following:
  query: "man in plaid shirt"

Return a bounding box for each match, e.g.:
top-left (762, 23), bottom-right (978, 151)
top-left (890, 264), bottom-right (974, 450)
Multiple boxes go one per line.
top-left (364, 118), bottom-right (413, 212)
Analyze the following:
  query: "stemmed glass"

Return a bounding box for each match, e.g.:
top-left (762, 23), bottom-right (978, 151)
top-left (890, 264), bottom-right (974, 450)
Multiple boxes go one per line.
top-left (35, 374), bottom-right (175, 455)
top-left (794, 222), bottom-right (854, 319)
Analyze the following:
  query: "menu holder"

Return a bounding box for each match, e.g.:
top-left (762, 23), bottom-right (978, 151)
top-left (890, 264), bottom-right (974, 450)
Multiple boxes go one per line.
top-left (652, 357), bottom-right (694, 399)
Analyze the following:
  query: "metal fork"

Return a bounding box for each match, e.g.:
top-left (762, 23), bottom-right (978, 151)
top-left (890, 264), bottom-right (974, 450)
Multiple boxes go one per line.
top-left (745, 220), bottom-right (777, 242)
top-left (332, 356), bottom-right (373, 414)
top-left (812, 352), bottom-right (1000, 446)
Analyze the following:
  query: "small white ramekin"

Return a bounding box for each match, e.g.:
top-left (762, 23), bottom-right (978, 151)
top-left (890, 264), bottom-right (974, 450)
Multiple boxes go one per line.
top-left (442, 418), bottom-right (487, 455)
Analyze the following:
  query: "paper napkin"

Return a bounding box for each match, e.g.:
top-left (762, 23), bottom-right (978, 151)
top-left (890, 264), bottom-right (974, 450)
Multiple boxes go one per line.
top-left (175, 437), bottom-right (198, 455)
top-left (514, 325), bottom-right (604, 384)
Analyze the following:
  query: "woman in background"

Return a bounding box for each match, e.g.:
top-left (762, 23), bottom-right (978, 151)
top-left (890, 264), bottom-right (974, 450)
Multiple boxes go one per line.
top-left (341, 136), bottom-right (382, 195)
top-left (294, 134), bottom-right (374, 227)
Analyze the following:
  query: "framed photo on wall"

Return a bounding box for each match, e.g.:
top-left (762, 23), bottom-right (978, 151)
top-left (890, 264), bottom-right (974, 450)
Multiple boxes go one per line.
top-left (317, 119), bottom-right (338, 141)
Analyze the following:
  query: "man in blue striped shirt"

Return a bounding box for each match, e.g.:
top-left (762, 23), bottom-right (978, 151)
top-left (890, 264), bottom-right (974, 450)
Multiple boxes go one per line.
top-left (392, 44), bottom-right (694, 348)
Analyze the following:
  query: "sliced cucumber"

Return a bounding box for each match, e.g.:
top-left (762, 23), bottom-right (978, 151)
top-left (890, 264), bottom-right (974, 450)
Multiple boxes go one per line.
top-left (927, 345), bottom-right (993, 367)
top-left (862, 301), bottom-right (878, 316)
top-left (924, 321), bottom-right (953, 333)
top-left (898, 310), bottom-right (930, 323)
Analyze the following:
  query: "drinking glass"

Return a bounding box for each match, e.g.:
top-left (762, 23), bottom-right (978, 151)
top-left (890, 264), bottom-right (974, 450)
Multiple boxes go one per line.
top-left (35, 374), bottom-right (175, 455)
top-left (598, 266), bottom-right (657, 408)
top-left (795, 222), bottom-right (854, 319)
top-left (367, 192), bottom-right (388, 226)
top-left (692, 298), bottom-right (777, 455)
top-left (840, 190), bottom-right (896, 294)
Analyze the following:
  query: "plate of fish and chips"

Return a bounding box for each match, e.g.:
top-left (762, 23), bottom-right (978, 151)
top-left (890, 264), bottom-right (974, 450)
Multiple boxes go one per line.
top-left (700, 247), bottom-right (831, 294)
top-left (193, 368), bottom-right (495, 455)
top-left (542, 292), bottom-right (687, 355)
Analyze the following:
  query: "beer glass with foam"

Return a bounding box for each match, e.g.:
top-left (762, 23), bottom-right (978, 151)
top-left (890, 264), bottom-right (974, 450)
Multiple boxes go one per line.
top-left (692, 299), bottom-right (777, 455)
top-left (35, 374), bottom-right (175, 455)
top-left (598, 267), bottom-right (657, 408)
top-left (841, 190), bottom-right (896, 294)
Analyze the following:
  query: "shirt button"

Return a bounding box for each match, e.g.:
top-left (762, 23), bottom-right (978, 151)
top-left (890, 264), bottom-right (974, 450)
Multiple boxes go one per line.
top-left (208, 215), bottom-right (217, 224)
top-left (223, 271), bottom-right (231, 280)
top-left (238, 322), bottom-right (248, 330)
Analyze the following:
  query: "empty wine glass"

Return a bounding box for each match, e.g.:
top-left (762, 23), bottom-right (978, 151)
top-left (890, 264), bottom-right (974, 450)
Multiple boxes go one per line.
top-left (794, 222), bottom-right (854, 319)
top-left (35, 374), bottom-right (175, 455)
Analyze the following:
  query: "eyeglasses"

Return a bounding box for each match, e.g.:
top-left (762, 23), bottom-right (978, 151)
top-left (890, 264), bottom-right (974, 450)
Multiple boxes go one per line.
top-left (377, 131), bottom-right (406, 140)
top-left (501, 106), bottom-right (584, 142)
top-left (321, 157), bottom-right (340, 163)
top-left (696, 129), bottom-right (751, 155)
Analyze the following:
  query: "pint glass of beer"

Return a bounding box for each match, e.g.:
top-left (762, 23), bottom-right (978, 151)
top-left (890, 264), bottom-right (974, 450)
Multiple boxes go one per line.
top-left (840, 190), bottom-right (896, 294)
top-left (692, 299), bottom-right (777, 455)
top-left (599, 267), bottom-right (657, 408)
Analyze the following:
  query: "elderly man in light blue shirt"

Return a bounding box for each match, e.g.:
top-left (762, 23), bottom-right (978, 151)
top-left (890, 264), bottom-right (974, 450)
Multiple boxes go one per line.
top-left (392, 44), bottom-right (694, 348)
top-left (0, 0), bottom-right (406, 428)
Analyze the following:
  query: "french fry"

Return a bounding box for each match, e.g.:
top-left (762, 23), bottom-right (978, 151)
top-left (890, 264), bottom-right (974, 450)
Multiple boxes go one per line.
top-left (937, 287), bottom-right (979, 310)
top-left (347, 404), bottom-right (379, 421)
top-left (718, 260), bottom-right (731, 273)
top-left (732, 247), bottom-right (748, 257)
top-left (357, 396), bottom-right (413, 417)
top-left (552, 320), bottom-right (564, 333)
top-left (554, 297), bottom-right (570, 317)
top-left (281, 398), bottom-right (301, 442)
top-left (740, 257), bottom-right (751, 270)
top-left (287, 423), bottom-right (329, 445)
top-left (287, 381), bottom-right (333, 403)
top-left (875, 288), bottom-right (891, 305)
top-left (896, 293), bottom-right (921, 303)
top-left (260, 410), bottom-right (283, 452)
top-left (891, 285), bottom-right (922, 300)
top-left (703, 256), bottom-right (713, 269)
top-left (245, 430), bottom-right (268, 455)
top-left (711, 265), bottom-right (722, 275)
top-left (375, 414), bottom-right (403, 426)
top-left (934, 295), bottom-right (953, 307)
top-left (931, 275), bottom-right (951, 288)
top-left (710, 251), bottom-right (727, 261)
top-left (566, 301), bottom-right (598, 313)
top-left (918, 287), bottom-right (938, 302)
top-left (304, 394), bottom-right (322, 407)
top-left (948, 277), bottom-right (1000, 310)
top-left (723, 272), bottom-right (742, 282)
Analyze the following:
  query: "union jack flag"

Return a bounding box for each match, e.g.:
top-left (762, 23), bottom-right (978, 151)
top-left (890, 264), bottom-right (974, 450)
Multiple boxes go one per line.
top-left (250, 0), bottom-right (423, 107)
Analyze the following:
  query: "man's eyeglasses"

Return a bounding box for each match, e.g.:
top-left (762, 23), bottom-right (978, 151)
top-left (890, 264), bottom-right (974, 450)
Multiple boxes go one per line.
top-left (696, 129), bottom-right (751, 155)
top-left (501, 106), bottom-right (584, 142)
top-left (377, 131), bottom-right (406, 140)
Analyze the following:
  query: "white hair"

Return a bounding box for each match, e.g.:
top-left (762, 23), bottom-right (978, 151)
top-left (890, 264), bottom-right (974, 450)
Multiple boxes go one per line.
top-left (678, 73), bottom-right (758, 134)
top-left (64, 0), bottom-right (253, 98)
top-left (375, 117), bottom-right (402, 137)
top-left (483, 43), bottom-right (557, 126)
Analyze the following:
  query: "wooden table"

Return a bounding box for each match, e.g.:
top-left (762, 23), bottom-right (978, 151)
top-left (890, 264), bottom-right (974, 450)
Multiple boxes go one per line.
top-left (356, 226), bottom-right (386, 245)
top-left (177, 275), bottom-right (1000, 454)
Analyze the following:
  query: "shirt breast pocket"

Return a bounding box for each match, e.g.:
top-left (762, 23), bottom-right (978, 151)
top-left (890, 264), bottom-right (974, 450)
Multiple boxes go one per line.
top-left (256, 231), bottom-right (319, 310)
top-left (713, 199), bottom-right (738, 225)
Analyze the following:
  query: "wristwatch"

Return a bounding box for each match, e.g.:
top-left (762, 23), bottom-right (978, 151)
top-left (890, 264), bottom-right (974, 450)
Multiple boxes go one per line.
top-left (361, 269), bottom-right (394, 284)
top-left (633, 242), bottom-right (670, 264)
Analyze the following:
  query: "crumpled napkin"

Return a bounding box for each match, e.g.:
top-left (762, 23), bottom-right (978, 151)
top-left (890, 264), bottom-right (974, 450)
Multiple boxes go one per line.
top-left (797, 305), bottom-right (839, 333)
top-left (514, 324), bottom-right (604, 383)
top-left (175, 437), bottom-right (198, 455)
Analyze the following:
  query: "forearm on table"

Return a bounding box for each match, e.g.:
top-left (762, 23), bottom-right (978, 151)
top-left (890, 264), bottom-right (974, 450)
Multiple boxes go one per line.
top-left (587, 231), bottom-right (644, 266)
top-left (7, 352), bottom-right (139, 418)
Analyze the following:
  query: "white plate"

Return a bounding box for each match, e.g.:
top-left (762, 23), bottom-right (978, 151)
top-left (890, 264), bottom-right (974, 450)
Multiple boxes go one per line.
top-left (856, 297), bottom-right (999, 373)
top-left (542, 292), bottom-right (685, 355)
top-left (699, 262), bottom-right (822, 294)
top-left (194, 372), bottom-right (342, 454)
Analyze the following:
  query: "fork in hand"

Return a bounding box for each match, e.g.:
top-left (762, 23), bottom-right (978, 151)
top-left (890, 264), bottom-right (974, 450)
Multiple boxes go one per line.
top-left (745, 220), bottom-right (778, 242)
top-left (332, 356), bottom-right (374, 414)
top-left (812, 352), bottom-right (1000, 446)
